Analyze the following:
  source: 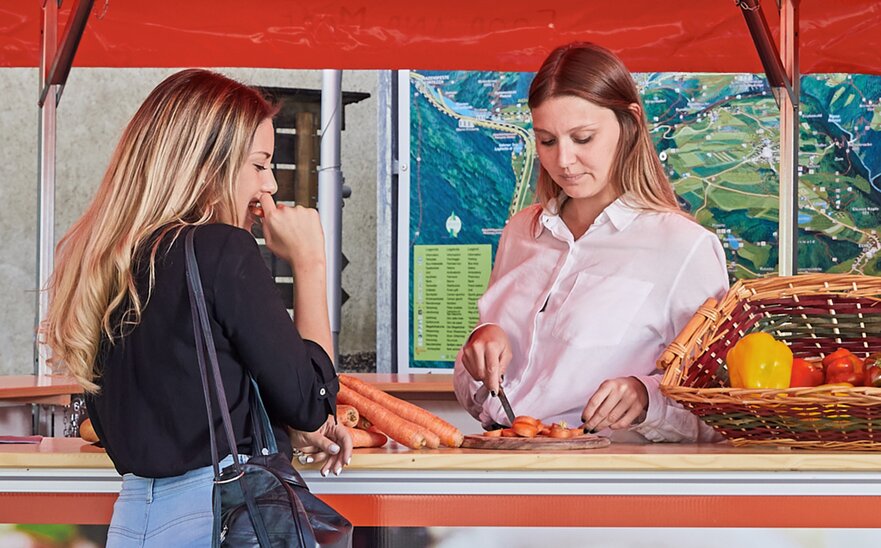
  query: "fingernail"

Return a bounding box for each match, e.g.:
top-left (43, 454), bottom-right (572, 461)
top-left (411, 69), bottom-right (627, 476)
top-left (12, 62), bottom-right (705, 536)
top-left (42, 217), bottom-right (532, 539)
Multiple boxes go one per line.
top-left (321, 469), bottom-right (328, 477)
top-left (583, 427), bottom-right (595, 434)
top-left (306, 456), bottom-right (314, 464)
top-left (490, 390), bottom-right (497, 397)
top-left (329, 444), bottom-right (340, 454)
top-left (334, 467), bottom-right (342, 476)
top-left (346, 457), bottom-right (351, 466)
top-left (500, 374), bottom-right (505, 381)
top-left (298, 455), bottom-right (308, 464)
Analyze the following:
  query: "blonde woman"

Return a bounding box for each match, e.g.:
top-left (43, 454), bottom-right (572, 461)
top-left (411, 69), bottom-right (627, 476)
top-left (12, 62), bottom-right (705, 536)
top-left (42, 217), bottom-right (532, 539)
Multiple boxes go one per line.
top-left (455, 43), bottom-right (729, 443)
top-left (42, 69), bottom-right (351, 546)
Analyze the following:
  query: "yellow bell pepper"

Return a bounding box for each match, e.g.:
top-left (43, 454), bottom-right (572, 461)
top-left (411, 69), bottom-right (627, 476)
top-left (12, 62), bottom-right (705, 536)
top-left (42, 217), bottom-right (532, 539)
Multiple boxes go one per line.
top-left (726, 332), bottom-right (793, 389)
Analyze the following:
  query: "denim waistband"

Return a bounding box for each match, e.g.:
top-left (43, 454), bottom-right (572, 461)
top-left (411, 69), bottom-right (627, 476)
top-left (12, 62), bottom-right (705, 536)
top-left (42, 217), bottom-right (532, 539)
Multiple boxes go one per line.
top-left (118, 454), bottom-right (249, 502)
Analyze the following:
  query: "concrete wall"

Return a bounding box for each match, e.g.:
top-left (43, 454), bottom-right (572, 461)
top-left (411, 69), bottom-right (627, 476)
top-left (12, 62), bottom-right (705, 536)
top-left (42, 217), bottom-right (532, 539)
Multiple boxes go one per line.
top-left (0, 68), bottom-right (378, 375)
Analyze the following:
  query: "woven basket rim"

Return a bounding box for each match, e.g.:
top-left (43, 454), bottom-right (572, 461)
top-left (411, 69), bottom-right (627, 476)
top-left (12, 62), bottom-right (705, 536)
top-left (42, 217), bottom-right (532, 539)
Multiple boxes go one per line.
top-left (656, 274), bottom-right (881, 450)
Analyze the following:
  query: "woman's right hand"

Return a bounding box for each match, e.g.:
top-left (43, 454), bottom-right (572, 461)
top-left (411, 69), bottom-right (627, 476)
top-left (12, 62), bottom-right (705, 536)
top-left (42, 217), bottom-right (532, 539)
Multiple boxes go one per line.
top-left (461, 324), bottom-right (512, 395)
top-left (257, 193), bottom-right (326, 269)
top-left (288, 415), bottom-right (353, 477)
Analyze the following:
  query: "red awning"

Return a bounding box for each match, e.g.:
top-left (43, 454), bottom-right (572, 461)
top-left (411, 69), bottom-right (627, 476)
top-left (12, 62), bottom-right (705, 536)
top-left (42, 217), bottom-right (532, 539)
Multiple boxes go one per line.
top-left (1, 1), bottom-right (879, 73)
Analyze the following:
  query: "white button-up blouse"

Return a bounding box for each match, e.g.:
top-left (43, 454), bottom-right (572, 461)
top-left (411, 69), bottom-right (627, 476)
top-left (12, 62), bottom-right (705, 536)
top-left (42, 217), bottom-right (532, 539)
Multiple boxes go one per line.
top-left (453, 196), bottom-right (730, 443)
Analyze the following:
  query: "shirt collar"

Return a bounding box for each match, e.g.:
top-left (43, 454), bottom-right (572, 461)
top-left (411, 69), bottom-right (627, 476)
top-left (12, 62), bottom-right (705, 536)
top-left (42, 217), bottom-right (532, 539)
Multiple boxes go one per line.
top-left (537, 194), bottom-right (641, 237)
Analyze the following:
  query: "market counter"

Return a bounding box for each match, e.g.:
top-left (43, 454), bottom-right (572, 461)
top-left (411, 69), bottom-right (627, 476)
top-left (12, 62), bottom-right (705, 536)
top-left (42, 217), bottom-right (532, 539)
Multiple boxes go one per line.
top-left (3, 438), bottom-right (881, 527)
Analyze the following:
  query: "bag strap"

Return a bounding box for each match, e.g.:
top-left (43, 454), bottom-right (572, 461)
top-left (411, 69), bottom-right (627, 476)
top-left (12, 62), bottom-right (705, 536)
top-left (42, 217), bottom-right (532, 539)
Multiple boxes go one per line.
top-left (248, 378), bottom-right (278, 455)
top-left (184, 228), bottom-right (243, 479)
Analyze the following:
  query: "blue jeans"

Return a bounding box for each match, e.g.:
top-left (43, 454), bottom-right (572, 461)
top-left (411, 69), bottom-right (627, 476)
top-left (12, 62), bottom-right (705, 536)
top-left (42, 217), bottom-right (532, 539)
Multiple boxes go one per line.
top-left (106, 455), bottom-right (245, 547)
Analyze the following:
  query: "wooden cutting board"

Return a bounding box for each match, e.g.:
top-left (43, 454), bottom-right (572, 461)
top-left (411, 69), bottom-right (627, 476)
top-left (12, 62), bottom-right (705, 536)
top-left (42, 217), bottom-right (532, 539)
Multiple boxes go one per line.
top-left (460, 434), bottom-right (611, 450)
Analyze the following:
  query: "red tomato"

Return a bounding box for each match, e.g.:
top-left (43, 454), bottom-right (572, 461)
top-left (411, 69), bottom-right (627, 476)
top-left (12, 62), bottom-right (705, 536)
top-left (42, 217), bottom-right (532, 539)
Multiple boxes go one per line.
top-left (823, 348), bottom-right (864, 375)
top-left (864, 366), bottom-right (881, 388)
top-left (789, 358), bottom-right (824, 387)
top-left (825, 361), bottom-right (862, 386)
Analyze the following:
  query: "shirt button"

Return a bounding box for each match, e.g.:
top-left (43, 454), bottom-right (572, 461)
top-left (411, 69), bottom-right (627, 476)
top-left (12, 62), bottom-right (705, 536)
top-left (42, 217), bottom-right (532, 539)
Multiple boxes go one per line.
top-left (319, 388), bottom-right (327, 396)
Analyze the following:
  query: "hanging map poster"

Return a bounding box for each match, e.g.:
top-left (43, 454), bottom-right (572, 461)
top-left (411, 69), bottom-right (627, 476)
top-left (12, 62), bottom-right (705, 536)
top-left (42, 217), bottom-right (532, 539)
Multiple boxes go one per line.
top-left (399, 70), bottom-right (881, 371)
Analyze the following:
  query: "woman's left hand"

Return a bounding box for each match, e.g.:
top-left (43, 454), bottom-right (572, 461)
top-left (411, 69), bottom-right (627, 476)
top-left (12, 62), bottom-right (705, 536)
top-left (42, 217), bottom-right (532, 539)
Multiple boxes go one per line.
top-left (288, 415), bottom-right (353, 477)
top-left (581, 377), bottom-right (649, 432)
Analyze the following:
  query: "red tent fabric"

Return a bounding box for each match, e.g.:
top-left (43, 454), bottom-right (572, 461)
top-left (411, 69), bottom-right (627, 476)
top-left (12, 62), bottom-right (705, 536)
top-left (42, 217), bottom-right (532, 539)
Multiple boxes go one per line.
top-left (1, 1), bottom-right (879, 73)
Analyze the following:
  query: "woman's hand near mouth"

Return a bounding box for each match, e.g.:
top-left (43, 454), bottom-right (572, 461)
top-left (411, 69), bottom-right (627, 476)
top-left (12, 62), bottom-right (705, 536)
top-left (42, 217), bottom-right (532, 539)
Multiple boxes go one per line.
top-left (256, 193), bottom-right (326, 269)
top-left (257, 193), bottom-right (333, 360)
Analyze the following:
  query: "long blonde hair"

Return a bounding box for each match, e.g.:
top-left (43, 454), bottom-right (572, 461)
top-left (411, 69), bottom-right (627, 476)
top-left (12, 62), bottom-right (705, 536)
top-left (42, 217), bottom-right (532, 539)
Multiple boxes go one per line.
top-left (529, 42), bottom-right (681, 216)
top-left (41, 69), bottom-right (275, 392)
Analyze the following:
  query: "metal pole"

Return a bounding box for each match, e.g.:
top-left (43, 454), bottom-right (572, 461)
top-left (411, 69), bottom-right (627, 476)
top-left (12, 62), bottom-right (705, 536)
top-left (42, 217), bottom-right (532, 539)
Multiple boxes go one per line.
top-left (779, 0), bottom-right (800, 276)
top-left (318, 70), bottom-right (343, 361)
top-left (395, 71), bottom-right (411, 373)
top-left (38, 0), bottom-right (95, 107)
top-left (376, 70), bottom-right (395, 373)
top-left (36, 0), bottom-right (58, 377)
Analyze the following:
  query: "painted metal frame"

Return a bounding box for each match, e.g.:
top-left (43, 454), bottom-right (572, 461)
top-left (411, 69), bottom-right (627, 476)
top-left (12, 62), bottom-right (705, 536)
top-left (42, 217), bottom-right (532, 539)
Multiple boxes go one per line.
top-left (4, 466), bottom-right (881, 526)
top-left (375, 70), bottom-right (396, 374)
top-left (394, 70), bottom-right (414, 374)
top-left (34, 5), bottom-right (348, 369)
top-left (736, 0), bottom-right (800, 275)
top-left (35, 1), bottom-right (58, 378)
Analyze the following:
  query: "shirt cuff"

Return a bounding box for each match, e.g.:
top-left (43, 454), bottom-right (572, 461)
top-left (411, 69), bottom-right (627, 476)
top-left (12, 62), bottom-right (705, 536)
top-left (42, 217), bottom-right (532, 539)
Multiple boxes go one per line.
top-left (304, 339), bottom-right (338, 417)
top-left (467, 323), bottom-right (500, 343)
top-left (453, 347), bottom-right (493, 424)
top-left (629, 374), bottom-right (669, 443)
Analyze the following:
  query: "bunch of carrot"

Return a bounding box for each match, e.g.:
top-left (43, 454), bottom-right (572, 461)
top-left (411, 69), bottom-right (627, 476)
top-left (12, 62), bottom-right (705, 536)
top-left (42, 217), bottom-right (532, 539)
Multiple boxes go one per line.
top-left (335, 403), bottom-right (389, 448)
top-left (336, 374), bottom-right (464, 450)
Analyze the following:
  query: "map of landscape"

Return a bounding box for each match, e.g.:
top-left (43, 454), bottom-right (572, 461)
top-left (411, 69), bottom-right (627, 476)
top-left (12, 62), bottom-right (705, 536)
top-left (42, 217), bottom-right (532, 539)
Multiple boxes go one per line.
top-left (406, 70), bottom-right (881, 369)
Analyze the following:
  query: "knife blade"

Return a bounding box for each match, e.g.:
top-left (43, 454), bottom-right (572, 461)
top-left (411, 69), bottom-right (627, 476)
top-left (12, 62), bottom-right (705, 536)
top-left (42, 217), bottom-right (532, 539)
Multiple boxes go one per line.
top-left (496, 385), bottom-right (517, 425)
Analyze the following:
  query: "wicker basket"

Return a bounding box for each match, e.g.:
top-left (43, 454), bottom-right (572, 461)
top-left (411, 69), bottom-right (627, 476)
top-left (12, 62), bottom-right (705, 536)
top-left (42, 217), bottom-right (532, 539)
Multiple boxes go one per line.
top-left (658, 274), bottom-right (881, 450)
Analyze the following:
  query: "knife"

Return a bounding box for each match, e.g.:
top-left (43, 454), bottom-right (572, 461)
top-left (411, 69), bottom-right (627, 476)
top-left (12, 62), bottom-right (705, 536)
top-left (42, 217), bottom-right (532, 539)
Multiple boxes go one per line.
top-left (496, 385), bottom-right (517, 425)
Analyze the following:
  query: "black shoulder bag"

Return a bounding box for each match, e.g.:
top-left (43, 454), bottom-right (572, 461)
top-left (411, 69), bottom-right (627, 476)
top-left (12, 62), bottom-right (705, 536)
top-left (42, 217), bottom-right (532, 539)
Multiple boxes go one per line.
top-left (184, 228), bottom-right (353, 548)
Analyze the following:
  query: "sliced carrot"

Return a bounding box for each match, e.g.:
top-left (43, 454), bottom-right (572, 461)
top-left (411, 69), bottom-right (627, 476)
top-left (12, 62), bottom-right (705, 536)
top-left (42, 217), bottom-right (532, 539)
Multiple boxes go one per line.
top-left (345, 426), bottom-right (387, 448)
top-left (512, 422), bottom-right (538, 438)
top-left (340, 375), bottom-right (463, 448)
top-left (336, 405), bottom-right (359, 428)
top-left (548, 428), bottom-right (572, 439)
top-left (513, 415), bottom-right (539, 427)
top-left (483, 429), bottom-right (503, 437)
top-left (338, 385), bottom-right (426, 449)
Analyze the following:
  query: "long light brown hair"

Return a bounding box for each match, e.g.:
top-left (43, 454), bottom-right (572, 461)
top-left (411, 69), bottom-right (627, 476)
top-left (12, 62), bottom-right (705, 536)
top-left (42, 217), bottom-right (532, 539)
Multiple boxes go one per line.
top-left (529, 42), bottom-right (680, 216)
top-left (41, 69), bottom-right (275, 392)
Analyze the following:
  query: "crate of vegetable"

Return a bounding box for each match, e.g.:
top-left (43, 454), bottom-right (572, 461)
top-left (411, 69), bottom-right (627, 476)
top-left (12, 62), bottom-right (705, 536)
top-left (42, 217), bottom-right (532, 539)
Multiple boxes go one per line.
top-left (658, 274), bottom-right (881, 450)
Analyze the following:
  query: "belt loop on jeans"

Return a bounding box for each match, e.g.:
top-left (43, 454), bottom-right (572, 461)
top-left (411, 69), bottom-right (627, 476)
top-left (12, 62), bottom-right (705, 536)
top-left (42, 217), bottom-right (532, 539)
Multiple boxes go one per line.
top-left (146, 478), bottom-right (154, 503)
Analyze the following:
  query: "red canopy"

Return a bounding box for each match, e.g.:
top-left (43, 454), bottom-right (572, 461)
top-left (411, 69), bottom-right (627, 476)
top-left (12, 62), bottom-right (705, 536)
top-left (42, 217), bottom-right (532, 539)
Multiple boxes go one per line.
top-left (2, 0), bottom-right (880, 73)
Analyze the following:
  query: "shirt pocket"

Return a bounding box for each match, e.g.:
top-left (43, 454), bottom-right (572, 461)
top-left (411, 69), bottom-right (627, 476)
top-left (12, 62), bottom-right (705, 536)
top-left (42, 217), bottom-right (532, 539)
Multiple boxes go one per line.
top-left (551, 272), bottom-right (654, 348)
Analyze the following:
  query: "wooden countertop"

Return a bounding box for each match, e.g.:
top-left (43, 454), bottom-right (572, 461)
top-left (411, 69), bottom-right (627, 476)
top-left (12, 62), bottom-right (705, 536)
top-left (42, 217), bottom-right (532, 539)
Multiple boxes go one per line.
top-left (341, 373), bottom-right (453, 395)
top-left (0, 373), bottom-right (452, 401)
top-left (5, 437), bottom-right (881, 472)
top-left (0, 375), bottom-right (82, 406)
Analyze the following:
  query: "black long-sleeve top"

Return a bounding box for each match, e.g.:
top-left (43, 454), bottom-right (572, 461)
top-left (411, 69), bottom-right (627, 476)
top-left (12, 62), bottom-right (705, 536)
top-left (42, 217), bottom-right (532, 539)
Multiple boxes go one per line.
top-left (86, 224), bottom-right (338, 477)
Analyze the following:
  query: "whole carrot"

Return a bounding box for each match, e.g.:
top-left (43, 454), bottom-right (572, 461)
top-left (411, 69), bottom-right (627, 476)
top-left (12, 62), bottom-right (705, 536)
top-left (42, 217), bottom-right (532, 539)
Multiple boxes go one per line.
top-left (338, 385), bottom-right (427, 449)
top-left (340, 374), bottom-right (464, 448)
top-left (336, 404), bottom-right (359, 428)
top-left (345, 427), bottom-right (387, 448)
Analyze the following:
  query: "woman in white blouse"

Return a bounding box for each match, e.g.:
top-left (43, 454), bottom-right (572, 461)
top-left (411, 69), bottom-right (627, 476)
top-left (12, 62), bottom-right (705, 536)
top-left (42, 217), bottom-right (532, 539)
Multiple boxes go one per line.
top-left (454, 42), bottom-right (729, 443)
